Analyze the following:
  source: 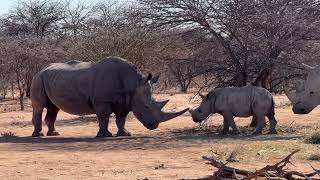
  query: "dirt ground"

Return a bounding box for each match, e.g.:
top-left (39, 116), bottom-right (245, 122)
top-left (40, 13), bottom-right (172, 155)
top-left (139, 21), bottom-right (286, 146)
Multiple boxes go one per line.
top-left (0, 94), bottom-right (319, 180)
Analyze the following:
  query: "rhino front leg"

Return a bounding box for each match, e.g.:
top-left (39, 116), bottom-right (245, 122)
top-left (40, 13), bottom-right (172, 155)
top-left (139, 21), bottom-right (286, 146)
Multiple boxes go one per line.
top-left (249, 115), bottom-right (258, 127)
top-left (222, 112), bottom-right (239, 134)
top-left (95, 103), bottom-right (112, 138)
top-left (115, 112), bottom-right (131, 136)
top-left (220, 118), bottom-right (230, 135)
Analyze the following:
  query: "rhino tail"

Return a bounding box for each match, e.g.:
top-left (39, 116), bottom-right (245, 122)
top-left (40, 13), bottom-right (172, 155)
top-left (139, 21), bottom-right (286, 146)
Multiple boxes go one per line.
top-left (267, 97), bottom-right (275, 117)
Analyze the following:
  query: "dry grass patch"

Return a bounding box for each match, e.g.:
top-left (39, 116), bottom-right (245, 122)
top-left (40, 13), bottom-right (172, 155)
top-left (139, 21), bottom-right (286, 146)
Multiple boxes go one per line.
top-left (0, 131), bottom-right (17, 140)
top-left (305, 132), bottom-right (320, 144)
top-left (307, 154), bottom-right (320, 161)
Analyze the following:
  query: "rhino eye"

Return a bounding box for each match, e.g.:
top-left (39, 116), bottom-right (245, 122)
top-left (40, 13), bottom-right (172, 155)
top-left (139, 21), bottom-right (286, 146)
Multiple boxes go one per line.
top-left (310, 91), bottom-right (314, 95)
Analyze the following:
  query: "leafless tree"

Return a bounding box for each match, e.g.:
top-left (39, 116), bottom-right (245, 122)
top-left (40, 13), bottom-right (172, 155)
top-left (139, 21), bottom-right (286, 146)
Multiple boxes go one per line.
top-left (62, 0), bottom-right (92, 37)
top-left (2, 0), bottom-right (65, 37)
top-left (137, 0), bottom-right (320, 90)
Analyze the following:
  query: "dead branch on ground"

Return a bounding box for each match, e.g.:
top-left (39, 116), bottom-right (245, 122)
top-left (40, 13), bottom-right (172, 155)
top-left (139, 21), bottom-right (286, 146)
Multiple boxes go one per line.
top-left (203, 150), bottom-right (320, 179)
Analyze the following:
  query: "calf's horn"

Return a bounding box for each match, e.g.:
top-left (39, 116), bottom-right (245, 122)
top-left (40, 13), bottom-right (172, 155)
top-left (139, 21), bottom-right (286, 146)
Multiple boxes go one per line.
top-left (158, 108), bottom-right (189, 123)
top-left (302, 63), bottom-right (316, 70)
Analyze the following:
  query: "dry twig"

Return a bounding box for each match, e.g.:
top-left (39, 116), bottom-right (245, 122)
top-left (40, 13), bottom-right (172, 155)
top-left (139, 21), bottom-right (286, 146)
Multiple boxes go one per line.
top-left (203, 150), bottom-right (320, 180)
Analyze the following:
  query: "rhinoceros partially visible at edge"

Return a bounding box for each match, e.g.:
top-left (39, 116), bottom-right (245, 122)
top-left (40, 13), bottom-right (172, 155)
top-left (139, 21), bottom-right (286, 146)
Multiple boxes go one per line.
top-left (30, 57), bottom-right (189, 137)
top-left (285, 63), bottom-right (320, 114)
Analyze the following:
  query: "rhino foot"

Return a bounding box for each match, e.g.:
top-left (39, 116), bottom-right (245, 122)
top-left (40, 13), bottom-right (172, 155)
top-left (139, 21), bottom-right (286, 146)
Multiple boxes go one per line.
top-left (47, 131), bottom-right (60, 136)
top-left (32, 131), bottom-right (44, 137)
top-left (268, 130), bottom-right (278, 134)
top-left (116, 129), bottom-right (131, 137)
top-left (252, 131), bottom-right (263, 135)
top-left (96, 130), bottom-right (112, 138)
top-left (220, 129), bottom-right (229, 135)
top-left (230, 130), bottom-right (240, 135)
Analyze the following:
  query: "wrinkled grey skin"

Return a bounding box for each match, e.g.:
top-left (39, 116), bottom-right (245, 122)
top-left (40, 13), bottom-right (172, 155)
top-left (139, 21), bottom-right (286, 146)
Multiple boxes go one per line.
top-left (30, 57), bottom-right (188, 137)
top-left (189, 86), bottom-right (277, 135)
top-left (285, 66), bottom-right (320, 114)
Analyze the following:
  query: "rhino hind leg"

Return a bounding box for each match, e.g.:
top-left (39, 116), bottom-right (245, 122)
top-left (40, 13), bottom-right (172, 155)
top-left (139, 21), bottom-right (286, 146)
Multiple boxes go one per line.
top-left (115, 112), bottom-right (131, 137)
top-left (95, 103), bottom-right (113, 138)
top-left (45, 105), bottom-right (60, 136)
top-left (267, 114), bottom-right (277, 134)
top-left (32, 108), bottom-right (44, 137)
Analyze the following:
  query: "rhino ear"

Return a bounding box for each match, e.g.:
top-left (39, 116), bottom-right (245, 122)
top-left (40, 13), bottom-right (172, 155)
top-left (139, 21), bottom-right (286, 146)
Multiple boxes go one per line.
top-left (146, 73), bottom-right (152, 82)
top-left (199, 93), bottom-right (205, 99)
top-left (146, 73), bottom-right (160, 84)
top-left (151, 73), bottom-right (160, 84)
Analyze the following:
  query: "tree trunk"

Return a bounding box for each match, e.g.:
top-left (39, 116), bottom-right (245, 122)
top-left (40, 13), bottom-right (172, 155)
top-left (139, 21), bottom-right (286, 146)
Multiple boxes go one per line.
top-left (11, 81), bottom-right (14, 99)
top-left (16, 71), bottom-right (25, 111)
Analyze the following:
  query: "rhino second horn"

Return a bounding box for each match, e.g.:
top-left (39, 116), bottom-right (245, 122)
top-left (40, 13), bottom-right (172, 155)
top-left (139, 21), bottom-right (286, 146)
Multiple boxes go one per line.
top-left (284, 87), bottom-right (298, 104)
top-left (155, 100), bottom-right (170, 109)
top-left (158, 108), bottom-right (189, 123)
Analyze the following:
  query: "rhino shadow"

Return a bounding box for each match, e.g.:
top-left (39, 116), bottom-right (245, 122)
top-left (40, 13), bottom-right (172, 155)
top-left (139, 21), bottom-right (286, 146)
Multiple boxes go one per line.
top-left (0, 125), bottom-right (303, 152)
top-left (166, 126), bottom-right (304, 142)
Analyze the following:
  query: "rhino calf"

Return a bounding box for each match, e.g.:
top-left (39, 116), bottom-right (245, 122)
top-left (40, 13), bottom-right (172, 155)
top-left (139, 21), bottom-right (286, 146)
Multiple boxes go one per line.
top-left (189, 86), bottom-right (277, 135)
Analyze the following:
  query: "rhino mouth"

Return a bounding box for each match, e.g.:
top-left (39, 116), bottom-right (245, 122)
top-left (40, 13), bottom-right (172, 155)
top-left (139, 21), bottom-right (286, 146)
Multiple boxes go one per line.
top-left (133, 99), bottom-right (189, 130)
top-left (292, 102), bottom-right (312, 114)
top-left (143, 121), bottom-right (159, 130)
top-left (189, 109), bottom-right (211, 123)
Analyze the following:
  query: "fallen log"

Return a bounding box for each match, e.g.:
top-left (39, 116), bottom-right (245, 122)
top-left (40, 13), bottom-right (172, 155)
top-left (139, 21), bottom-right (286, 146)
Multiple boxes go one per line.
top-left (202, 150), bottom-right (320, 180)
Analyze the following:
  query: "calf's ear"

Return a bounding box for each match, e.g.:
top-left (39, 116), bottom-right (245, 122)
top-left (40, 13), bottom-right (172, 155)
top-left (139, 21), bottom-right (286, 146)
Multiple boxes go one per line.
top-left (199, 93), bottom-right (205, 99)
top-left (146, 73), bottom-right (152, 82)
top-left (151, 73), bottom-right (160, 84)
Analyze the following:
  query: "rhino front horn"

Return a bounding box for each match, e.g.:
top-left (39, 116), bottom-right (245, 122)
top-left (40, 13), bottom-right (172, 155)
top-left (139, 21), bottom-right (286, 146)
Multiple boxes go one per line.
top-left (158, 108), bottom-right (189, 123)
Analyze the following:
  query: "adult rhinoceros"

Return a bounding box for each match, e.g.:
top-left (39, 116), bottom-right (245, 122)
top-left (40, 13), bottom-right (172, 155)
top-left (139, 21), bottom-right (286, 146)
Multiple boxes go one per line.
top-left (30, 57), bottom-right (189, 137)
top-left (285, 63), bottom-right (320, 114)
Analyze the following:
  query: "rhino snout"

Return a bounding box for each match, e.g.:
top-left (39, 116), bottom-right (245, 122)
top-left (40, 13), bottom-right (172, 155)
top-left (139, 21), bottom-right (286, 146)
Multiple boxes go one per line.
top-left (189, 109), bottom-right (203, 123)
top-left (144, 121), bottom-right (159, 130)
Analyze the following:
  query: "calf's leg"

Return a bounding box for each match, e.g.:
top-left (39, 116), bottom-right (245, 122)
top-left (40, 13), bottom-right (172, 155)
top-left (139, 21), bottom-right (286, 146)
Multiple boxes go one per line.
top-left (267, 114), bottom-right (277, 134)
top-left (249, 115), bottom-right (257, 127)
top-left (253, 114), bottom-right (266, 135)
top-left (221, 118), bottom-right (230, 134)
top-left (222, 112), bottom-right (239, 134)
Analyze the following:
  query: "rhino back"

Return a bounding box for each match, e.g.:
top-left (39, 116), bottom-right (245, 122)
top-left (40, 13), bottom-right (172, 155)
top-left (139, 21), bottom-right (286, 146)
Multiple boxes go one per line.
top-left (214, 86), bottom-right (272, 117)
top-left (41, 61), bottom-right (95, 115)
top-left (90, 57), bottom-right (141, 102)
top-left (39, 57), bottom-right (142, 115)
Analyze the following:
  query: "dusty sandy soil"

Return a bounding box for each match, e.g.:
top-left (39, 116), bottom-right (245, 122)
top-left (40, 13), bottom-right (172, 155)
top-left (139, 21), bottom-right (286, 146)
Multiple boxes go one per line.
top-left (0, 94), bottom-right (319, 180)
